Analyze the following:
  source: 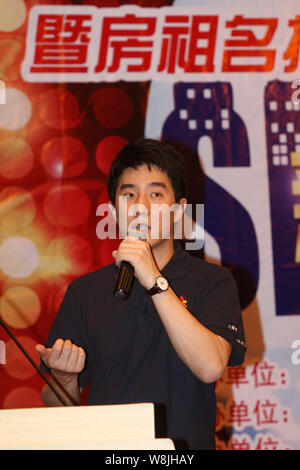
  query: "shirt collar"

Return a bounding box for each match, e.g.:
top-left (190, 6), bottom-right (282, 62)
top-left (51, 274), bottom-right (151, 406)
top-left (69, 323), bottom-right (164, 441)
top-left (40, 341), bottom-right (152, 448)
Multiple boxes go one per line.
top-left (160, 240), bottom-right (188, 280)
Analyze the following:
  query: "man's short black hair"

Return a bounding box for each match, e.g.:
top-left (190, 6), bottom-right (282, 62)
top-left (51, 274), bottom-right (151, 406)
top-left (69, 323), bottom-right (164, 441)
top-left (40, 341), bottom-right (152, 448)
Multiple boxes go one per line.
top-left (107, 138), bottom-right (186, 205)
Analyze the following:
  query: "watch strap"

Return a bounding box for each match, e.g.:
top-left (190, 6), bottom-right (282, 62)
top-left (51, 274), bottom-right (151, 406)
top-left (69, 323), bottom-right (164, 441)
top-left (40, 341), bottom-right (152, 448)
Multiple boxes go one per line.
top-left (146, 276), bottom-right (168, 296)
top-left (146, 283), bottom-right (161, 296)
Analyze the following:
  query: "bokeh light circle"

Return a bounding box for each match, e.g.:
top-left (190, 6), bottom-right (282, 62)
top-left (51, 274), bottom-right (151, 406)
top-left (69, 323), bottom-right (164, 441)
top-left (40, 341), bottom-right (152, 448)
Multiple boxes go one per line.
top-left (0, 237), bottom-right (39, 279)
top-left (0, 186), bottom-right (36, 230)
top-left (43, 184), bottom-right (91, 227)
top-left (95, 135), bottom-right (128, 176)
top-left (0, 0), bottom-right (26, 32)
top-left (47, 234), bottom-right (93, 276)
top-left (47, 283), bottom-right (68, 314)
top-left (39, 87), bottom-right (81, 130)
top-left (0, 88), bottom-right (32, 130)
top-left (0, 286), bottom-right (41, 329)
top-left (83, 0), bottom-right (120, 5)
top-left (91, 87), bottom-right (133, 128)
top-left (0, 39), bottom-right (24, 81)
top-left (2, 386), bottom-right (44, 409)
top-left (4, 336), bottom-right (40, 380)
top-left (0, 138), bottom-right (34, 179)
top-left (41, 136), bottom-right (88, 178)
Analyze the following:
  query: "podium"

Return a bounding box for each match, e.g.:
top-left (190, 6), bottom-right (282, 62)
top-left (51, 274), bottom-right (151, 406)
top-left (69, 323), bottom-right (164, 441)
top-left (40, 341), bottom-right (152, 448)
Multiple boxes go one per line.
top-left (0, 402), bottom-right (175, 450)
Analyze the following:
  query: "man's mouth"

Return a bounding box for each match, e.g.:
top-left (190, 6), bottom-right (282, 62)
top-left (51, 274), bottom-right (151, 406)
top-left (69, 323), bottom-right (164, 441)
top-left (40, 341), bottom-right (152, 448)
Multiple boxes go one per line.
top-left (136, 223), bottom-right (150, 231)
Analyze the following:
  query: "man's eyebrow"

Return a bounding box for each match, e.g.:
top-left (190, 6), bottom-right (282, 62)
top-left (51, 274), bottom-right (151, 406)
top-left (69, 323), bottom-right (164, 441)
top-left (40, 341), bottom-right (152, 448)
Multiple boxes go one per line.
top-left (119, 183), bottom-right (136, 191)
top-left (147, 182), bottom-right (167, 189)
top-left (119, 182), bottom-right (167, 190)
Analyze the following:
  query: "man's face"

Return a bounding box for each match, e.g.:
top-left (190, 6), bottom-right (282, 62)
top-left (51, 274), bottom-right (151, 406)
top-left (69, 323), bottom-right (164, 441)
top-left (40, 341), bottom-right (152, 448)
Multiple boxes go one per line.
top-left (114, 164), bottom-right (185, 248)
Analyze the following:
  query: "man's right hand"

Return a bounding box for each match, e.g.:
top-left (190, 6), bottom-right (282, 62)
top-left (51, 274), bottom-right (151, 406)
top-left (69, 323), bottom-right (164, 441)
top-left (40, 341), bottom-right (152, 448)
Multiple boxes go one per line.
top-left (35, 338), bottom-right (86, 379)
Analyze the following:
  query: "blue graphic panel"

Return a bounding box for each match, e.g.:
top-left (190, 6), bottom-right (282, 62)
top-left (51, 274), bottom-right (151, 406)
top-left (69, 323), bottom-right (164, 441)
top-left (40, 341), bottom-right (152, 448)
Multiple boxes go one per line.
top-left (265, 80), bottom-right (300, 315)
top-left (162, 82), bottom-right (259, 310)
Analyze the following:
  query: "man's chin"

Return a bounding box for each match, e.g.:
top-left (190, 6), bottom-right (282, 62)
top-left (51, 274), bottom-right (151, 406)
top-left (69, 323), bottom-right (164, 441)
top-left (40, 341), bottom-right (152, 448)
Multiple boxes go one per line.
top-left (145, 237), bottom-right (173, 249)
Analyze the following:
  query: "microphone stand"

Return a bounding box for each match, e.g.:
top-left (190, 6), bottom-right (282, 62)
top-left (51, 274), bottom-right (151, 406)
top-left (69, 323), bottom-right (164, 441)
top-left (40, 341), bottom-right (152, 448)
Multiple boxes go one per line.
top-left (0, 316), bottom-right (77, 407)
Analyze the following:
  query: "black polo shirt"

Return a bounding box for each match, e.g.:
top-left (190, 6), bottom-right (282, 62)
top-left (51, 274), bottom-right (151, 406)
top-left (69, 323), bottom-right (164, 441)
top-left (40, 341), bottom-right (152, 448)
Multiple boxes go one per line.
top-left (42, 241), bottom-right (246, 450)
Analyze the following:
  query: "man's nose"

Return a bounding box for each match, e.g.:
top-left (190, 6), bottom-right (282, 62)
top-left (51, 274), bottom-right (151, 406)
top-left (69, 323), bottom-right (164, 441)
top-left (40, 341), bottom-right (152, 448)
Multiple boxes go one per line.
top-left (134, 194), bottom-right (150, 215)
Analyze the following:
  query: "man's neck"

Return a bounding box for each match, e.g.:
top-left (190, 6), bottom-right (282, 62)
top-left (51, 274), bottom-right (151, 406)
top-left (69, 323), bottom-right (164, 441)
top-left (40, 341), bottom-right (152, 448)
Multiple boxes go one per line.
top-left (150, 238), bottom-right (175, 272)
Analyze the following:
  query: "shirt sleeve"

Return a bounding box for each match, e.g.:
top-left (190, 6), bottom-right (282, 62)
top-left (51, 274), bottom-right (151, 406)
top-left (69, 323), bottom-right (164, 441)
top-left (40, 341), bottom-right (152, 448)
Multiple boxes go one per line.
top-left (194, 265), bottom-right (247, 367)
top-left (39, 282), bottom-right (89, 389)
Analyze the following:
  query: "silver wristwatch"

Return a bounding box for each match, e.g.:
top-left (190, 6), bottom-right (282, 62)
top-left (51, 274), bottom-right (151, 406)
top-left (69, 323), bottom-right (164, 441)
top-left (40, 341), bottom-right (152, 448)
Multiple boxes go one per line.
top-left (146, 276), bottom-right (169, 296)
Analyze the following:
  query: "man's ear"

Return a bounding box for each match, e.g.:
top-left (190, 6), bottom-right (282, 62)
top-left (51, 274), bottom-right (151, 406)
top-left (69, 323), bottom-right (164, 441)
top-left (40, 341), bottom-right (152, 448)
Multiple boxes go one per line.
top-left (173, 198), bottom-right (187, 240)
top-left (113, 196), bottom-right (130, 239)
top-left (173, 198), bottom-right (187, 224)
top-left (108, 200), bottom-right (116, 221)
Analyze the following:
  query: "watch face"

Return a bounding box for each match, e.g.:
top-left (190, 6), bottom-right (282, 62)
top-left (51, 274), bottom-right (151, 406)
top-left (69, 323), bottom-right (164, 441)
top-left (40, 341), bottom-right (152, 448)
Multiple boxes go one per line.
top-left (157, 276), bottom-right (168, 291)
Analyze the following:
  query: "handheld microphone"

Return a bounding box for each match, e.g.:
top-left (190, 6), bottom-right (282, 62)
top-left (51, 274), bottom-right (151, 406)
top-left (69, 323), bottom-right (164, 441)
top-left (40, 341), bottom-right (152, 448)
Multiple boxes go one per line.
top-left (113, 229), bottom-right (146, 300)
top-left (113, 260), bottom-right (135, 300)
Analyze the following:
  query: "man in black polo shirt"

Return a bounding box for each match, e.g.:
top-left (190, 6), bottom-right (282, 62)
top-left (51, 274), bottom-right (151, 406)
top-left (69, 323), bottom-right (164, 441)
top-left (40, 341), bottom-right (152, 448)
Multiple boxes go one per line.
top-left (36, 138), bottom-right (246, 450)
